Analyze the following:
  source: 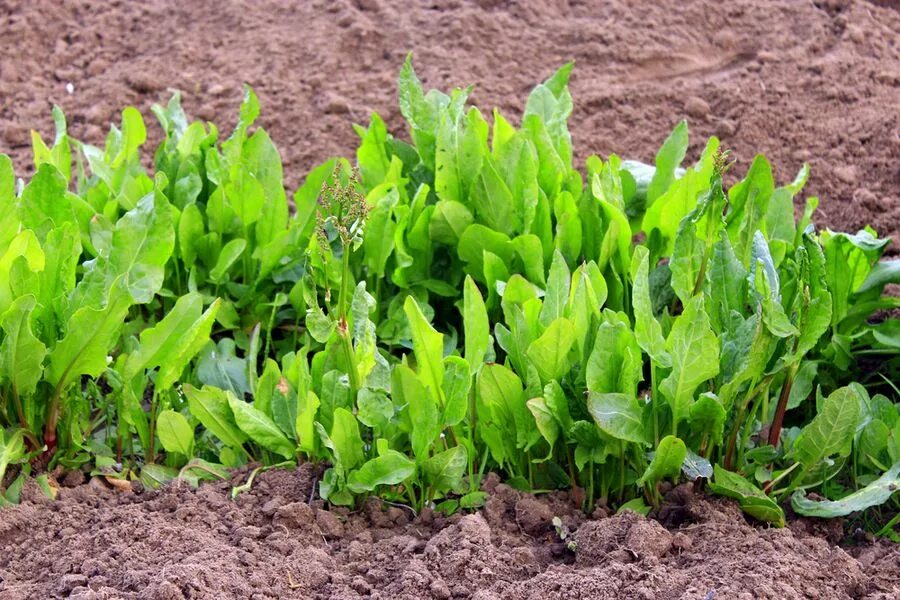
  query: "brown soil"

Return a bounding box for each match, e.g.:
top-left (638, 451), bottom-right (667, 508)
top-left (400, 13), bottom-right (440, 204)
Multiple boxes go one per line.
top-left (0, 467), bottom-right (897, 599)
top-left (1, 0), bottom-right (899, 246)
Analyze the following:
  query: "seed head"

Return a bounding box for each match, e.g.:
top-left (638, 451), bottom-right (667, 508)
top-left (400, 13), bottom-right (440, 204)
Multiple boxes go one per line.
top-left (316, 164), bottom-right (368, 251)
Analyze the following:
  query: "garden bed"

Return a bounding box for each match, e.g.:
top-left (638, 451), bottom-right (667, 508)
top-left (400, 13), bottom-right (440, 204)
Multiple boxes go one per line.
top-left (1, 467), bottom-right (898, 599)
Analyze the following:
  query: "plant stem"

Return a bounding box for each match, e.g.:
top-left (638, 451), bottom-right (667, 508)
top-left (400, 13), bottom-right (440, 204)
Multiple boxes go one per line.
top-left (763, 462), bottom-right (801, 495)
top-left (147, 388), bottom-right (160, 464)
top-left (650, 364), bottom-right (660, 446)
top-left (767, 363), bottom-right (798, 448)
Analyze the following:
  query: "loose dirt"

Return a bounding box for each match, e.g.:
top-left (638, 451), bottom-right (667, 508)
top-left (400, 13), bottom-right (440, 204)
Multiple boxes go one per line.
top-left (0, 0), bottom-right (898, 246)
top-left (0, 467), bottom-right (898, 599)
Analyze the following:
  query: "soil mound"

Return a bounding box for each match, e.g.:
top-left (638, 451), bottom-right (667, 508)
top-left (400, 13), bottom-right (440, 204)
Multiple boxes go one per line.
top-left (0, 468), bottom-right (897, 599)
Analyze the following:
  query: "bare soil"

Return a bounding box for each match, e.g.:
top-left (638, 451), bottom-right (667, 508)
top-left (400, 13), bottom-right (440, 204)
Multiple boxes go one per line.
top-left (0, 0), bottom-right (898, 246)
top-left (0, 467), bottom-right (897, 600)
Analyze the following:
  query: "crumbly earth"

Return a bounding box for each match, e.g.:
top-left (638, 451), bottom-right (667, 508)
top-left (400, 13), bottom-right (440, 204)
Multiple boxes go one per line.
top-left (0, 467), bottom-right (897, 599)
top-left (0, 0), bottom-right (898, 247)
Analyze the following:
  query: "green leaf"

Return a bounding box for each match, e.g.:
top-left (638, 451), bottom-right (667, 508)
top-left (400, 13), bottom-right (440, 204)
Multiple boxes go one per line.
top-left (681, 449), bottom-right (713, 480)
top-left (526, 397), bottom-right (559, 459)
top-left (646, 121), bottom-right (688, 206)
top-left (125, 293), bottom-right (207, 379)
top-left (708, 464), bottom-right (785, 527)
top-left (47, 279), bottom-right (132, 390)
top-left (363, 186), bottom-right (399, 277)
top-left (587, 392), bottom-right (647, 444)
top-left (393, 364), bottom-right (440, 461)
top-left (660, 296), bottom-right (719, 433)
top-left (586, 315), bottom-right (642, 396)
top-left (430, 199), bottom-right (474, 245)
top-left (347, 450), bottom-right (416, 494)
top-left (422, 445), bottom-right (468, 493)
top-left (318, 407), bottom-right (364, 472)
top-left (540, 250), bottom-right (571, 326)
top-left (227, 392), bottom-right (295, 459)
top-left (688, 392), bottom-right (726, 442)
top-left (791, 386), bottom-right (860, 472)
top-left (183, 385), bottom-right (247, 450)
top-left (630, 246), bottom-right (670, 368)
top-left (0, 295), bottom-right (47, 397)
top-left (140, 464), bottom-right (178, 490)
top-left (156, 409), bottom-right (194, 457)
top-left (791, 462), bottom-right (900, 518)
top-left (0, 430), bottom-right (25, 486)
top-left (403, 296), bottom-right (444, 399)
top-left (638, 435), bottom-right (686, 486)
top-left (463, 276), bottom-right (490, 373)
top-left (77, 188), bottom-right (175, 306)
top-left (196, 339), bottom-right (250, 397)
top-left (209, 238), bottom-right (247, 284)
top-left (526, 317), bottom-right (575, 383)
top-left (441, 356), bottom-right (471, 427)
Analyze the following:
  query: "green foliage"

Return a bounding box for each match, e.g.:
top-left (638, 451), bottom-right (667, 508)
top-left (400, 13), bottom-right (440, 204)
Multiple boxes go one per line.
top-left (0, 58), bottom-right (896, 530)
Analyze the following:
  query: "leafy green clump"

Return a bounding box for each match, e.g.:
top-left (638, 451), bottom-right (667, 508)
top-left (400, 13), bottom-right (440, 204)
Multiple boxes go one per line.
top-left (0, 56), bottom-right (897, 530)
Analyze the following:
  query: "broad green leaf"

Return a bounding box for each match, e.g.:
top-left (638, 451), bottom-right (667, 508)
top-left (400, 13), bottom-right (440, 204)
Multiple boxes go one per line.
top-left (196, 339), bottom-right (250, 397)
top-left (792, 386), bottom-right (860, 472)
top-left (587, 392), bottom-right (647, 444)
top-left (393, 363), bottom-right (440, 461)
top-left (708, 464), bottom-right (785, 527)
top-left (646, 120), bottom-right (688, 206)
top-left (471, 154), bottom-right (517, 235)
top-left (430, 199), bottom-right (473, 245)
top-left (441, 356), bottom-right (471, 427)
top-left (79, 188), bottom-right (175, 306)
top-left (457, 223), bottom-right (513, 280)
top-left (526, 317), bottom-right (575, 383)
top-left (47, 279), bottom-right (132, 389)
top-left (0, 295), bottom-right (47, 396)
top-left (706, 231), bottom-right (746, 332)
top-left (660, 296), bottom-right (719, 433)
top-left (539, 251), bottom-right (570, 326)
top-left (183, 385), bottom-right (247, 449)
top-left (0, 430), bottom-right (25, 486)
top-left (124, 293), bottom-right (202, 378)
top-left (209, 238), bottom-right (247, 284)
top-left (463, 276), bottom-right (490, 373)
top-left (17, 164), bottom-right (77, 242)
top-left (347, 450), bottom-right (416, 494)
top-left (630, 246), bottom-right (670, 367)
top-left (403, 296), bottom-right (444, 398)
top-left (526, 397), bottom-right (559, 460)
top-left (688, 392), bottom-right (726, 442)
top-left (228, 392), bottom-right (295, 459)
top-left (791, 462), bottom-right (900, 518)
top-left (319, 407), bottom-right (364, 471)
top-left (544, 380), bottom-right (573, 433)
top-left (156, 409), bottom-right (194, 457)
top-left (681, 449), bottom-right (713, 480)
top-left (156, 299), bottom-right (220, 391)
top-left (586, 315), bottom-right (642, 396)
top-left (638, 435), bottom-right (686, 486)
top-left (422, 445), bottom-right (467, 493)
top-left (363, 186), bottom-right (399, 277)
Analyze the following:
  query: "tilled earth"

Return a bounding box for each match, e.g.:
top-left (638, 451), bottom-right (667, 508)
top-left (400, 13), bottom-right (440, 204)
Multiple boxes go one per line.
top-left (0, 0), bottom-right (898, 246)
top-left (0, 467), bottom-right (898, 599)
